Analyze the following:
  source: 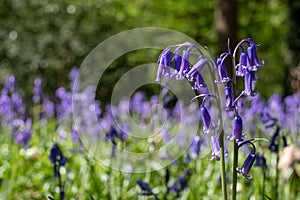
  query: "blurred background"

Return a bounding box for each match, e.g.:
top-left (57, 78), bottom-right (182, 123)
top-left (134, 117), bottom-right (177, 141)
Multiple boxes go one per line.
top-left (1, 0), bottom-right (299, 105)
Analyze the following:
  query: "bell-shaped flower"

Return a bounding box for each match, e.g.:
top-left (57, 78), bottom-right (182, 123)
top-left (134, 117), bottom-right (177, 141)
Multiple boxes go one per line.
top-left (228, 115), bottom-right (244, 142)
top-left (237, 153), bottom-right (256, 179)
top-left (200, 106), bottom-right (211, 134)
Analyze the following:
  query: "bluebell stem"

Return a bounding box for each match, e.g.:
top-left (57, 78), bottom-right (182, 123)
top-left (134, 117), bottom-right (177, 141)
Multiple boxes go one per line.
top-left (236, 153), bottom-right (256, 179)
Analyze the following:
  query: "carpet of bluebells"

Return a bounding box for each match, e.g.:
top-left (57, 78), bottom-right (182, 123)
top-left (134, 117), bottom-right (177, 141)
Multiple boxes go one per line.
top-left (1, 65), bottom-right (300, 199)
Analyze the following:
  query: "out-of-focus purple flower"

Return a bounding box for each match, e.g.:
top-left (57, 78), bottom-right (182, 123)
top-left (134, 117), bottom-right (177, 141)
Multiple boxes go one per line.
top-left (43, 97), bottom-right (55, 118)
top-left (254, 154), bottom-right (267, 169)
top-left (55, 87), bottom-right (72, 121)
top-left (0, 92), bottom-right (12, 119)
top-left (68, 66), bottom-right (80, 93)
top-left (167, 169), bottom-right (192, 197)
top-left (14, 118), bottom-right (32, 149)
top-left (3, 75), bottom-right (17, 94)
top-left (49, 143), bottom-right (68, 177)
top-left (71, 125), bottom-right (81, 145)
top-left (210, 135), bottom-right (221, 161)
top-left (137, 180), bottom-right (158, 199)
top-left (33, 78), bottom-right (43, 103)
top-left (11, 92), bottom-right (25, 117)
top-left (228, 115), bottom-right (244, 142)
top-left (200, 106), bottom-right (211, 134)
top-left (268, 127), bottom-right (280, 153)
top-left (237, 153), bottom-right (256, 179)
top-left (190, 134), bottom-right (203, 158)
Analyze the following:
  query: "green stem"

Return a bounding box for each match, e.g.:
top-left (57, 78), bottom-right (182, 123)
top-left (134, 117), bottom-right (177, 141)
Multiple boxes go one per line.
top-left (219, 130), bottom-right (228, 200)
top-left (232, 141), bottom-right (238, 200)
top-left (207, 60), bottom-right (228, 200)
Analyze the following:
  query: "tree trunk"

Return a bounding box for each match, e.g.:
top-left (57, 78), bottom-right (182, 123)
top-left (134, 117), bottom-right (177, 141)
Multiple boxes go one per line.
top-left (215, 0), bottom-right (238, 77)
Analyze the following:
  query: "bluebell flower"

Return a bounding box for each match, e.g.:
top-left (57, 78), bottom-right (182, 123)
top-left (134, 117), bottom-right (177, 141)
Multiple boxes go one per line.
top-left (167, 169), bottom-right (192, 197)
top-left (247, 42), bottom-right (264, 70)
top-left (33, 78), bottom-right (43, 103)
top-left (200, 106), bottom-right (211, 134)
top-left (137, 180), bottom-right (158, 199)
top-left (224, 85), bottom-right (234, 111)
top-left (268, 127), bottom-right (280, 153)
top-left (3, 75), bottom-right (17, 94)
top-left (177, 50), bottom-right (190, 78)
top-left (236, 52), bottom-right (247, 77)
top-left (216, 53), bottom-right (231, 83)
top-left (14, 118), bottom-right (32, 149)
top-left (237, 153), bottom-right (256, 179)
top-left (49, 143), bottom-right (68, 177)
top-left (244, 70), bottom-right (257, 96)
top-left (254, 154), bottom-right (267, 169)
top-left (173, 52), bottom-right (182, 71)
top-left (228, 115), bottom-right (244, 142)
top-left (210, 135), bottom-right (221, 161)
top-left (156, 50), bottom-right (171, 82)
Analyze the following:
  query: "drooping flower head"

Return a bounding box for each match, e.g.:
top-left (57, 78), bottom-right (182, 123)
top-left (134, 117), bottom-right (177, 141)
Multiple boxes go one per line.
top-left (156, 42), bottom-right (211, 94)
top-left (237, 153), bottom-right (256, 179)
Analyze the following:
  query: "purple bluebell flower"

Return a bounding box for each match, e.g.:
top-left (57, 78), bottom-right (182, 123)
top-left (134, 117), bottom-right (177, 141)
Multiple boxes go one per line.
top-left (224, 85), bottom-right (234, 111)
top-left (173, 53), bottom-right (182, 71)
top-left (244, 70), bottom-right (257, 96)
top-left (33, 78), bottom-right (43, 103)
top-left (200, 106), bottom-right (211, 134)
top-left (237, 153), bottom-right (256, 179)
top-left (14, 118), bottom-right (32, 149)
top-left (178, 50), bottom-right (190, 78)
top-left (236, 52), bottom-right (247, 77)
top-left (210, 135), bottom-right (221, 161)
top-left (43, 97), bottom-right (55, 118)
top-left (190, 134), bottom-right (203, 158)
top-left (49, 143), bottom-right (68, 177)
top-left (137, 180), bottom-right (158, 199)
top-left (254, 154), bottom-right (267, 169)
top-left (268, 127), bottom-right (280, 153)
top-left (228, 115), bottom-right (244, 142)
top-left (3, 75), bottom-right (17, 94)
top-left (216, 54), bottom-right (231, 83)
top-left (247, 42), bottom-right (264, 69)
top-left (156, 50), bottom-right (171, 82)
top-left (167, 169), bottom-right (191, 197)
top-left (11, 92), bottom-right (25, 117)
